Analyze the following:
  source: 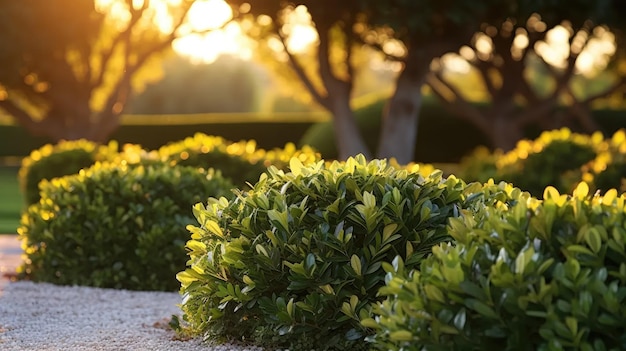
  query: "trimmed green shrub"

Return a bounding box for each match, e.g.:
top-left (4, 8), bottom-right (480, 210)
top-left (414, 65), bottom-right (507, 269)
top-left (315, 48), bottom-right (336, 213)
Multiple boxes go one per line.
top-left (457, 146), bottom-right (501, 183)
top-left (175, 155), bottom-right (486, 350)
top-left (582, 130), bottom-right (626, 194)
top-left (158, 133), bottom-right (320, 188)
top-left (19, 139), bottom-right (117, 205)
top-left (18, 162), bottom-right (234, 291)
top-left (366, 182), bottom-right (626, 350)
top-left (460, 128), bottom-right (599, 197)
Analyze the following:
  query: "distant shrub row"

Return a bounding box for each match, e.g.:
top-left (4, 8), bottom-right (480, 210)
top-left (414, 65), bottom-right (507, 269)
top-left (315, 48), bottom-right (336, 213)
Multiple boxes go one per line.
top-left (19, 133), bottom-right (319, 206)
top-left (4, 99), bottom-right (625, 163)
top-left (17, 134), bottom-right (320, 291)
top-left (299, 100), bottom-right (626, 163)
top-left (458, 128), bottom-right (626, 197)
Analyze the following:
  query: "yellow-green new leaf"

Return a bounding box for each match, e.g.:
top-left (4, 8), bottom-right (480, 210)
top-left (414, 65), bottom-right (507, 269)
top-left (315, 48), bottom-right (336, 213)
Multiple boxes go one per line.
top-left (389, 330), bottom-right (413, 342)
top-left (290, 157), bottom-right (305, 177)
top-left (383, 223), bottom-right (398, 242)
top-left (204, 220), bottom-right (224, 238)
top-left (351, 255), bottom-right (362, 276)
top-left (363, 191), bottom-right (376, 208)
top-left (287, 298), bottom-right (295, 318)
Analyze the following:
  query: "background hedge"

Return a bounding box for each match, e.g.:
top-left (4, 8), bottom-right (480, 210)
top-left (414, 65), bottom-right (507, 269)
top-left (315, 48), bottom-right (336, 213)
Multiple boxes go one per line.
top-left (1, 102), bottom-right (625, 162)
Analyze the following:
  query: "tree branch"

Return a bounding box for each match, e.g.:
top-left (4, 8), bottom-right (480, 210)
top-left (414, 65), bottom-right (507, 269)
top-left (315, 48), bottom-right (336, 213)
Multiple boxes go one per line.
top-left (92, 0), bottom-right (150, 90)
top-left (275, 24), bottom-right (328, 109)
top-left (564, 75), bottom-right (626, 132)
top-left (580, 76), bottom-right (626, 105)
top-left (99, 0), bottom-right (194, 126)
top-left (0, 99), bottom-right (61, 138)
top-left (354, 34), bottom-right (403, 61)
top-left (474, 59), bottom-right (499, 99)
top-left (344, 21), bottom-right (356, 88)
top-left (426, 71), bottom-right (491, 135)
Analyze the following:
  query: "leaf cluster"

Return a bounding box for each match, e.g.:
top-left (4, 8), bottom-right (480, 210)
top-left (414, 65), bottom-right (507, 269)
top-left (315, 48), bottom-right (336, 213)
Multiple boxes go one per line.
top-left (158, 132), bottom-right (320, 188)
top-left (18, 139), bottom-right (118, 205)
top-left (459, 128), bottom-right (601, 197)
top-left (18, 161), bottom-right (235, 291)
top-left (177, 155), bottom-right (476, 350)
top-left (582, 130), bottom-right (626, 193)
top-left (367, 182), bottom-right (626, 350)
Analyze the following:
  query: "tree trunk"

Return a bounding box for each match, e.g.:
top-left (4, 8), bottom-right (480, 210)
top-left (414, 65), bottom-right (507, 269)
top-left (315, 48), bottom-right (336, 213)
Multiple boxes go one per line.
top-left (92, 111), bottom-right (122, 143)
top-left (377, 48), bottom-right (431, 164)
top-left (45, 95), bottom-right (94, 141)
top-left (328, 87), bottom-right (372, 160)
top-left (490, 116), bottom-right (523, 151)
top-left (376, 69), bottom-right (425, 163)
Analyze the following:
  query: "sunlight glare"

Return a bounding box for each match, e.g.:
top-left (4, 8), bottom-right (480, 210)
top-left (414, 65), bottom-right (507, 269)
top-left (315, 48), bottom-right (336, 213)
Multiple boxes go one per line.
top-left (441, 53), bottom-right (471, 74)
top-left (382, 40), bottom-right (406, 58)
top-left (535, 24), bottom-right (616, 76)
top-left (459, 46), bottom-right (476, 61)
top-left (474, 33), bottom-right (492, 61)
top-left (187, 0), bottom-right (232, 31)
top-left (576, 29), bottom-right (616, 76)
top-left (535, 25), bottom-right (570, 68)
top-left (173, 22), bottom-right (251, 64)
top-left (173, 0), bottom-right (249, 64)
top-left (95, 0), bottom-right (183, 32)
top-left (286, 25), bottom-right (318, 53)
top-left (281, 5), bottom-right (318, 53)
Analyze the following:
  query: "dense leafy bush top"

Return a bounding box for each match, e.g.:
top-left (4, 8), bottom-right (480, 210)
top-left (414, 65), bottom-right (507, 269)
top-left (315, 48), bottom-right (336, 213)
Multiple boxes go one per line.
top-left (18, 139), bottom-right (117, 205)
top-left (581, 129), bottom-right (626, 193)
top-left (176, 155), bottom-right (488, 350)
top-left (366, 182), bottom-right (626, 350)
top-left (18, 161), bottom-right (234, 291)
top-left (459, 128), bottom-right (601, 197)
top-left (158, 133), bottom-right (320, 187)
top-left (456, 146), bottom-right (501, 183)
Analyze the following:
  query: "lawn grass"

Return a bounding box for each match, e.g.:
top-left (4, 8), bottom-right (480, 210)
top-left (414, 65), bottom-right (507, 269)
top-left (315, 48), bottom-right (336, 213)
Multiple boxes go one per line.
top-left (0, 166), bottom-right (23, 234)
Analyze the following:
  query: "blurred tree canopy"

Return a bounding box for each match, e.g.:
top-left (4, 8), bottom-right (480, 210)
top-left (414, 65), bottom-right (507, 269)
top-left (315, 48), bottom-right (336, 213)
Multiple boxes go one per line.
top-left (0, 0), bottom-right (194, 142)
top-left (225, 0), bottom-right (626, 161)
top-left (227, 0), bottom-right (372, 159)
top-left (426, 0), bottom-right (626, 150)
top-left (2, 0), bottom-right (624, 159)
top-left (226, 0), bottom-right (490, 162)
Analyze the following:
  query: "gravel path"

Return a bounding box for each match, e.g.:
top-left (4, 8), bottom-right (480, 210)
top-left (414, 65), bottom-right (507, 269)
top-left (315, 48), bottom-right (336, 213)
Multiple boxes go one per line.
top-left (0, 281), bottom-right (263, 351)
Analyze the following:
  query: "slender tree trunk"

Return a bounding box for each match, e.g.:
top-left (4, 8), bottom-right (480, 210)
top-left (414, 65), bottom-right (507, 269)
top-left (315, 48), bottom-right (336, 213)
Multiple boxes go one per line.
top-left (92, 111), bottom-right (121, 143)
top-left (490, 116), bottom-right (523, 151)
top-left (329, 95), bottom-right (370, 160)
top-left (376, 69), bottom-right (425, 163)
top-left (378, 43), bottom-right (455, 164)
top-left (275, 19), bottom-right (370, 161)
top-left (45, 92), bottom-right (94, 141)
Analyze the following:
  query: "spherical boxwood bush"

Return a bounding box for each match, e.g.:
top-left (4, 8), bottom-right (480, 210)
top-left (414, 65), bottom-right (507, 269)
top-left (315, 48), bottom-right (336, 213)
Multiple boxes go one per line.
top-left (176, 155), bottom-right (487, 350)
top-left (460, 128), bottom-right (600, 198)
top-left (158, 133), bottom-right (320, 188)
top-left (366, 182), bottom-right (626, 351)
top-left (19, 139), bottom-right (118, 205)
top-left (583, 129), bottom-right (626, 194)
top-left (457, 146), bottom-right (501, 184)
top-left (18, 162), bottom-right (234, 291)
